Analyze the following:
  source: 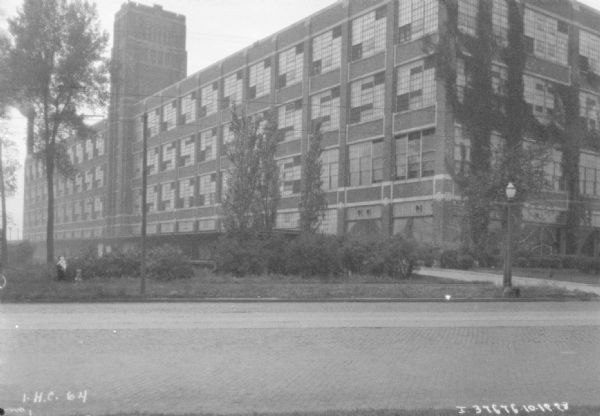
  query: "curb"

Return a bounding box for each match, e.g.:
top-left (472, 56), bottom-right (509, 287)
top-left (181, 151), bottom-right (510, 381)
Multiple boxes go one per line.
top-left (0, 296), bottom-right (591, 304)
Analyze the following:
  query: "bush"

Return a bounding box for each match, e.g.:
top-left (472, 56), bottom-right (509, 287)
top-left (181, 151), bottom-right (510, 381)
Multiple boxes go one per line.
top-left (284, 233), bottom-right (342, 278)
top-left (576, 256), bottom-right (600, 274)
top-left (7, 241), bottom-right (35, 265)
top-left (369, 234), bottom-right (418, 279)
top-left (416, 243), bottom-right (437, 267)
top-left (68, 249), bottom-right (141, 280)
top-left (440, 249), bottom-right (473, 270)
top-left (340, 236), bottom-right (379, 274)
top-left (146, 245), bottom-right (193, 280)
top-left (214, 237), bottom-right (267, 276)
top-left (457, 253), bottom-right (475, 270)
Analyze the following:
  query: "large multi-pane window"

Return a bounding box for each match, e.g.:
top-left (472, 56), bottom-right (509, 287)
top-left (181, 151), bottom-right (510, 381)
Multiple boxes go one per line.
top-left (276, 212), bottom-right (300, 229)
top-left (458, 0), bottom-right (478, 36)
top-left (398, 0), bottom-right (438, 44)
top-left (492, 0), bottom-right (509, 46)
top-left (85, 139), bottom-right (94, 160)
top-left (320, 148), bottom-right (339, 191)
top-left (200, 82), bottom-right (218, 117)
top-left (311, 27), bottom-right (342, 75)
top-left (146, 185), bottom-right (158, 212)
top-left (457, 59), bottom-right (506, 100)
top-left (147, 108), bottom-right (160, 137)
top-left (580, 30), bottom-right (600, 74)
top-left (94, 196), bottom-right (103, 217)
top-left (178, 177), bottom-right (195, 209)
top-left (350, 7), bottom-right (386, 61)
top-left (348, 140), bottom-right (383, 186)
top-left (277, 156), bottom-right (301, 196)
top-left (395, 128), bottom-right (436, 180)
top-left (491, 63), bottom-right (508, 96)
top-left (278, 44), bottom-right (303, 88)
top-left (524, 75), bottom-right (555, 123)
top-left (84, 169), bottom-right (93, 191)
top-left (580, 91), bottom-right (599, 131)
top-left (580, 153), bottom-right (600, 196)
top-left (161, 142), bottom-right (176, 171)
top-left (198, 173), bottom-right (217, 206)
top-left (249, 59), bottom-right (271, 98)
top-left (396, 59), bottom-right (435, 112)
top-left (543, 148), bottom-right (564, 192)
top-left (222, 124), bottom-right (235, 149)
top-left (524, 8), bottom-right (568, 66)
top-left (95, 134), bottom-right (105, 156)
top-left (95, 165), bottom-right (104, 188)
top-left (278, 100), bottom-right (303, 141)
top-left (453, 124), bottom-right (471, 172)
top-left (162, 100), bottom-right (177, 131)
top-left (179, 135), bottom-right (195, 166)
top-left (160, 182), bottom-right (176, 211)
top-left (350, 73), bottom-right (384, 124)
top-left (223, 71), bottom-right (243, 108)
top-left (199, 128), bottom-right (217, 161)
top-left (147, 146), bottom-right (159, 174)
top-left (180, 91), bottom-right (197, 124)
top-left (311, 87), bottom-right (340, 131)
top-left (75, 143), bottom-right (83, 164)
top-left (75, 173), bottom-right (82, 193)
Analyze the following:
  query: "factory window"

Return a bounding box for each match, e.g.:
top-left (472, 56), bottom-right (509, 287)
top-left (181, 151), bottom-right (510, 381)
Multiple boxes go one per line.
top-left (278, 100), bottom-right (303, 142)
top-left (147, 146), bottom-right (159, 175)
top-left (146, 185), bottom-right (158, 212)
top-left (350, 7), bottom-right (386, 61)
top-left (311, 27), bottom-right (342, 75)
top-left (395, 128), bottom-right (436, 180)
top-left (311, 87), bottom-right (340, 132)
top-left (277, 156), bottom-right (301, 196)
top-left (580, 153), bottom-right (600, 196)
top-left (524, 8), bottom-right (568, 66)
top-left (161, 142), bottom-right (176, 171)
top-left (179, 135), bottom-right (196, 166)
top-left (580, 91), bottom-right (600, 131)
top-left (398, 0), bottom-right (438, 43)
top-left (180, 91), bottom-right (197, 124)
top-left (349, 73), bottom-right (384, 124)
top-left (199, 128), bottom-right (217, 162)
top-left (249, 59), bottom-right (271, 98)
top-left (223, 71), bottom-right (244, 108)
top-left (396, 58), bottom-right (436, 112)
top-left (524, 75), bottom-right (555, 124)
top-left (147, 108), bottom-right (160, 137)
top-left (200, 82), bottom-right (218, 117)
top-left (178, 177), bottom-right (195, 209)
top-left (162, 100), bottom-right (177, 131)
top-left (458, 0), bottom-right (477, 36)
top-left (321, 148), bottom-right (339, 191)
top-left (279, 44), bottom-right (304, 88)
top-left (348, 140), bottom-right (383, 186)
top-left (160, 182), bottom-right (176, 211)
top-left (198, 173), bottom-right (217, 206)
top-left (580, 30), bottom-right (600, 74)
top-left (492, 0), bottom-right (509, 46)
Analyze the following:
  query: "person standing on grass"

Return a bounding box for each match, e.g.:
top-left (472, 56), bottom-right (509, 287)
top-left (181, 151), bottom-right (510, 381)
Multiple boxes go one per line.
top-left (56, 256), bottom-right (67, 281)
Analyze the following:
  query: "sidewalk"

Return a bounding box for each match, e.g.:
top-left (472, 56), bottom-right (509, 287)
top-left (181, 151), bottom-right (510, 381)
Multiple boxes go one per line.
top-left (416, 267), bottom-right (600, 296)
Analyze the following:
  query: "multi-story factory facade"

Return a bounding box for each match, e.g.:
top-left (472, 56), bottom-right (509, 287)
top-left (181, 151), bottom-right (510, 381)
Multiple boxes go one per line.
top-left (23, 0), bottom-right (600, 257)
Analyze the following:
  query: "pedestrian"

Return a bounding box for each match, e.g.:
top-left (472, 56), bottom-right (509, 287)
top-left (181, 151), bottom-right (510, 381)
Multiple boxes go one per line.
top-left (56, 256), bottom-right (67, 281)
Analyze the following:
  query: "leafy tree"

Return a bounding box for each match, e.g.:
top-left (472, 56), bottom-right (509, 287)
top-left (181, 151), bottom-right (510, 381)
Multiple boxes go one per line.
top-left (0, 125), bottom-right (20, 265)
top-left (6, 0), bottom-right (109, 264)
top-left (222, 107), bottom-right (280, 238)
top-left (299, 122), bottom-right (327, 233)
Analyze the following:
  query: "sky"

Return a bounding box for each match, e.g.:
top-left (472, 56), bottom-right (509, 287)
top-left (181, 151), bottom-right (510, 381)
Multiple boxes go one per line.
top-left (0, 0), bottom-right (600, 239)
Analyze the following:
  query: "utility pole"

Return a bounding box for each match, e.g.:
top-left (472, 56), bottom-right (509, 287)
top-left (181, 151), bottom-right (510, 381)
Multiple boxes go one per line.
top-left (140, 113), bottom-right (148, 295)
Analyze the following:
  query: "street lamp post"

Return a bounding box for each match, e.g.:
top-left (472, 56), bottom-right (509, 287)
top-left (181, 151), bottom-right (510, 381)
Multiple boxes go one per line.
top-left (503, 182), bottom-right (516, 296)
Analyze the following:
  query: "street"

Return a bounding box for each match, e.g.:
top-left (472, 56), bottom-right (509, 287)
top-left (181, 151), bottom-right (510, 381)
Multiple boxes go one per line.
top-left (1, 302), bottom-right (599, 415)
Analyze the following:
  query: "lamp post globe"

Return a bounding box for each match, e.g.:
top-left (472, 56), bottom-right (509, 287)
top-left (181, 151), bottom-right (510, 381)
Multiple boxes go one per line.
top-left (503, 182), bottom-right (518, 297)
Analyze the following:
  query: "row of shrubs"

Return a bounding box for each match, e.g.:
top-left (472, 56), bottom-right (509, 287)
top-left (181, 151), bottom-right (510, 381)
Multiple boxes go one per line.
top-left (438, 249), bottom-right (600, 274)
top-left (214, 233), bottom-right (430, 279)
top-left (67, 245), bottom-right (194, 281)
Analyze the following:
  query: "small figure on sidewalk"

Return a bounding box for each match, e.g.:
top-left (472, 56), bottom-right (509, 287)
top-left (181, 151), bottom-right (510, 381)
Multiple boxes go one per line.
top-left (75, 268), bottom-right (82, 282)
top-left (56, 256), bottom-right (68, 281)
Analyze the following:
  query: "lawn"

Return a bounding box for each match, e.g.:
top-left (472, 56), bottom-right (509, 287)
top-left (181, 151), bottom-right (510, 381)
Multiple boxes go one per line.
top-left (477, 266), bottom-right (600, 286)
top-left (0, 266), bottom-right (596, 302)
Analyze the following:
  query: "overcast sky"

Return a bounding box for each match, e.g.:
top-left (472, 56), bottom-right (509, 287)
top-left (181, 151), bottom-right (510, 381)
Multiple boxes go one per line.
top-left (1, 0), bottom-right (599, 239)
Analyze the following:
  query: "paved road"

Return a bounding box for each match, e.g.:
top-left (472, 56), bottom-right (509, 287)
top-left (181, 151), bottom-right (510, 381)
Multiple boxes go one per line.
top-left (1, 302), bottom-right (599, 416)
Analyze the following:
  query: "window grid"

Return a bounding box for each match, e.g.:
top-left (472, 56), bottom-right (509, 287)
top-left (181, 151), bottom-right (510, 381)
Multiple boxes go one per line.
top-left (96, 135), bottom-right (105, 155)
top-left (276, 212), bottom-right (300, 229)
top-left (524, 75), bottom-right (555, 122)
top-left (580, 153), bottom-right (600, 196)
top-left (278, 101), bottom-right (303, 141)
top-left (160, 182), bottom-right (176, 211)
top-left (224, 72), bottom-right (243, 107)
top-left (162, 100), bottom-right (177, 131)
top-left (199, 129), bottom-right (217, 161)
top-left (398, 0), bottom-right (438, 43)
top-left (311, 87), bottom-right (340, 131)
top-left (396, 60), bottom-right (436, 112)
top-left (85, 170), bottom-right (93, 190)
top-left (161, 142), bottom-right (176, 171)
top-left (179, 135), bottom-right (196, 166)
top-left (147, 147), bottom-right (159, 174)
top-left (181, 92), bottom-right (196, 124)
top-left (580, 91), bottom-right (599, 131)
top-left (75, 143), bottom-right (83, 164)
top-left (351, 8), bottom-right (386, 60)
top-left (320, 148), bottom-right (339, 191)
top-left (458, 0), bottom-right (478, 36)
top-left (524, 8), bottom-right (568, 66)
top-left (543, 148), bottom-right (564, 192)
top-left (178, 178), bottom-right (195, 208)
top-left (277, 156), bottom-right (301, 196)
top-left (279, 45), bottom-right (303, 88)
top-left (580, 30), bottom-right (600, 74)
top-left (249, 60), bottom-right (271, 98)
top-left (318, 209), bottom-right (337, 234)
top-left (395, 128), bottom-right (436, 180)
top-left (146, 185), bottom-right (158, 212)
top-left (147, 108), bottom-right (160, 137)
top-left (350, 73), bottom-right (385, 123)
top-left (492, 0), bottom-right (509, 45)
top-left (491, 63), bottom-right (508, 96)
top-left (200, 83), bottom-right (218, 117)
top-left (94, 196), bottom-right (103, 215)
top-left (348, 142), bottom-right (373, 186)
top-left (85, 139), bottom-right (94, 160)
top-left (95, 166), bottom-right (104, 187)
top-left (311, 28), bottom-right (342, 75)
top-left (199, 174), bottom-right (217, 206)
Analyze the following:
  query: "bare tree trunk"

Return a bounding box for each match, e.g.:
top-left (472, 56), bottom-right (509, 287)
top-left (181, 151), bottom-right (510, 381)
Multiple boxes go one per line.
top-left (0, 140), bottom-right (7, 266)
top-left (45, 134), bottom-right (55, 265)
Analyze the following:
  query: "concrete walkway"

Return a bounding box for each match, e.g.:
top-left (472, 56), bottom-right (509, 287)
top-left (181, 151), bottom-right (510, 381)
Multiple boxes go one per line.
top-left (416, 267), bottom-right (600, 296)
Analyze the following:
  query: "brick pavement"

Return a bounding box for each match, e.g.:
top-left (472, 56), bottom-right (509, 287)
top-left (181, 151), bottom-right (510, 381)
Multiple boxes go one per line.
top-left (0, 303), bottom-right (599, 415)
